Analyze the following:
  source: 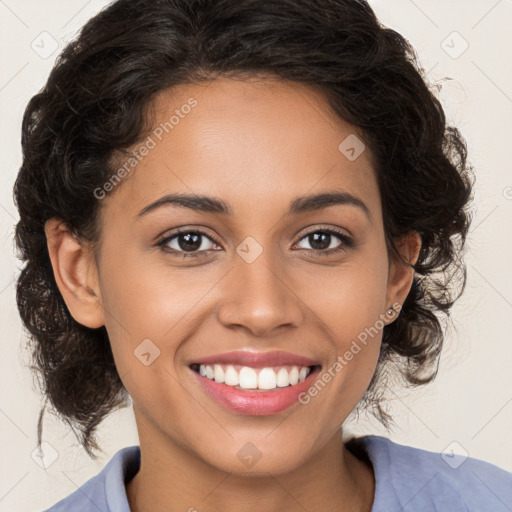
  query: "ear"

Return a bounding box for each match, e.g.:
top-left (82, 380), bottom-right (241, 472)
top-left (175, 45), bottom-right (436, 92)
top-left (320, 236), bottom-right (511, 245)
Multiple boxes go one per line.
top-left (44, 218), bottom-right (105, 329)
top-left (385, 231), bottom-right (421, 320)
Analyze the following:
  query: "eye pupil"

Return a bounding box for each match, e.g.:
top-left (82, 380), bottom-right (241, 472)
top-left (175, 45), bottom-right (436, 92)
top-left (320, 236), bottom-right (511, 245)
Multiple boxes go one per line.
top-left (310, 232), bottom-right (331, 250)
top-left (178, 232), bottom-right (201, 251)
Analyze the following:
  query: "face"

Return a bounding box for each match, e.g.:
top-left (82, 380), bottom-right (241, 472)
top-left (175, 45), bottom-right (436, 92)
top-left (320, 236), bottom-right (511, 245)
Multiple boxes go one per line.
top-left (51, 76), bottom-right (418, 475)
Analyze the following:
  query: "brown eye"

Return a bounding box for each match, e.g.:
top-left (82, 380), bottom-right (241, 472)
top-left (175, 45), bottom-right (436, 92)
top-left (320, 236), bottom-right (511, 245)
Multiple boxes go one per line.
top-left (157, 229), bottom-right (221, 258)
top-left (294, 228), bottom-right (354, 255)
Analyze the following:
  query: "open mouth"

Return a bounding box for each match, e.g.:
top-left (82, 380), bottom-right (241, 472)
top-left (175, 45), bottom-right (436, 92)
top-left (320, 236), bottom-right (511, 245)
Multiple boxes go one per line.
top-left (189, 363), bottom-right (321, 391)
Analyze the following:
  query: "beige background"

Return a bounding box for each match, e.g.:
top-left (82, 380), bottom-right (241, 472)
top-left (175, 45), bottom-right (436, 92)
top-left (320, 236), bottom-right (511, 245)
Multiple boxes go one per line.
top-left (1, 0), bottom-right (511, 510)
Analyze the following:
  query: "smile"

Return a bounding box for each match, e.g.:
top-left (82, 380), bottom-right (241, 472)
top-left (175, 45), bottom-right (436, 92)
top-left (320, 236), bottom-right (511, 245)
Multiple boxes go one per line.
top-left (190, 363), bottom-right (314, 390)
top-left (188, 350), bottom-right (322, 415)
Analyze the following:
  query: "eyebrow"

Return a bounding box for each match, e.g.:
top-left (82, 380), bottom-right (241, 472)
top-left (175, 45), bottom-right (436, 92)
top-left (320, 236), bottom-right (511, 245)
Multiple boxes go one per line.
top-left (137, 190), bottom-right (372, 222)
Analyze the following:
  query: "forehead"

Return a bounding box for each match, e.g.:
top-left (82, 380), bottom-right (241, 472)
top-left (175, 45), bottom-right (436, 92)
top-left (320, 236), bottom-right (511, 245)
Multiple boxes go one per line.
top-left (104, 76), bottom-right (381, 223)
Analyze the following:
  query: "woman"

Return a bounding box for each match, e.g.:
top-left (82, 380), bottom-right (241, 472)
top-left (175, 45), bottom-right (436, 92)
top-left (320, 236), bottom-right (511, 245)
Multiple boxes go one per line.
top-left (13, 0), bottom-right (512, 510)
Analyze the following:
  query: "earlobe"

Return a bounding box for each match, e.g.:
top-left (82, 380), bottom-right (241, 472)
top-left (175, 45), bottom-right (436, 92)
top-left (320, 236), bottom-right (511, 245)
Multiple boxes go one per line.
top-left (44, 218), bottom-right (105, 329)
top-left (385, 231), bottom-right (422, 321)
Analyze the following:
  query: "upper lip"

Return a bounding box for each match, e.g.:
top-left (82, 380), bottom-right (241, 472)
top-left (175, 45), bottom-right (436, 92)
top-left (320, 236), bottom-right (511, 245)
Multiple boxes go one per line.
top-left (190, 350), bottom-right (319, 368)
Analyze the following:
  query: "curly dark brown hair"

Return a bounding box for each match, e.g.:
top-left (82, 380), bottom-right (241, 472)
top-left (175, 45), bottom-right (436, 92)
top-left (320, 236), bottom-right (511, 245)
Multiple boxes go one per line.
top-left (13, 0), bottom-right (473, 458)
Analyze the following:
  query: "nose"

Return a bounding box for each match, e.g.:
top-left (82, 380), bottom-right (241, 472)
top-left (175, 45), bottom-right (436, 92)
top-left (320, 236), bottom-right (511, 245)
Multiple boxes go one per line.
top-left (217, 246), bottom-right (304, 337)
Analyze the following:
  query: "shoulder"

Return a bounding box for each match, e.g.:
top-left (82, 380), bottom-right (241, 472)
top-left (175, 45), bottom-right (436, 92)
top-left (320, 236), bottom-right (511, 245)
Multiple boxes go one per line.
top-left (42, 445), bottom-right (140, 512)
top-left (347, 435), bottom-right (512, 511)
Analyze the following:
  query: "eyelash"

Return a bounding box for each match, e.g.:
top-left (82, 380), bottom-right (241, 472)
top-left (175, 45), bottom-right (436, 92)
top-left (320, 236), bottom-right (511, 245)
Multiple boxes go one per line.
top-left (156, 227), bottom-right (354, 259)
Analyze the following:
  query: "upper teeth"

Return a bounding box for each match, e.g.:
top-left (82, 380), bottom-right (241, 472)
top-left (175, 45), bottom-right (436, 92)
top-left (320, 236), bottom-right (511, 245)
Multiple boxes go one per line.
top-left (198, 364), bottom-right (312, 390)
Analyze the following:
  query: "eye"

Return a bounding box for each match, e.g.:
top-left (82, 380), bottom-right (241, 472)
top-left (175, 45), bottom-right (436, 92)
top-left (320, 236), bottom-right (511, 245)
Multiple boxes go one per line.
top-left (293, 228), bottom-right (354, 256)
top-left (157, 226), bottom-right (354, 259)
top-left (157, 229), bottom-right (221, 259)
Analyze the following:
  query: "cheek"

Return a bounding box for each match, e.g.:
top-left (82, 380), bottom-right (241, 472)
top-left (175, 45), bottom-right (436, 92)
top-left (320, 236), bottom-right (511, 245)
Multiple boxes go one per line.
top-left (98, 239), bottom-right (196, 331)
top-left (98, 229), bottom-right (388, 386)
top-left (303, 248), bottom-right (389, 337)
top-left (96, 244), bottom-right (221, 376)
top-left (301, 246), bottom-right (388, 403)
top-left (99, 230), bottom-right (389, 337)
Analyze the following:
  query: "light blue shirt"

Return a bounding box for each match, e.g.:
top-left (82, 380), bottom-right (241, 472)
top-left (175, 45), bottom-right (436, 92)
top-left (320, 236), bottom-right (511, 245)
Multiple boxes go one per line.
top-left (43, 435), bottom-right (512, 511)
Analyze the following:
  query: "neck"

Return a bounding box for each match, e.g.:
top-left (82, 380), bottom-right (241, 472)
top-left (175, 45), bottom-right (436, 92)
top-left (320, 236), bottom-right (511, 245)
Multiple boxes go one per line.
top-left (126, 422), bottom-right (375, 512)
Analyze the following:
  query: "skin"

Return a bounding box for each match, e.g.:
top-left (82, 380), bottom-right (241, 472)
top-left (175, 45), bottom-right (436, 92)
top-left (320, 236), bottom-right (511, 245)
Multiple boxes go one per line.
top-left (45, 76), bottom-right (421, 512)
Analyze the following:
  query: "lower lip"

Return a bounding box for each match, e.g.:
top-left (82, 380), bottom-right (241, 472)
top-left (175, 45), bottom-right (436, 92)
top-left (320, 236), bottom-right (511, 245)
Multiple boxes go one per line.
top-left (190, 366), bottom-right (321, 415)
